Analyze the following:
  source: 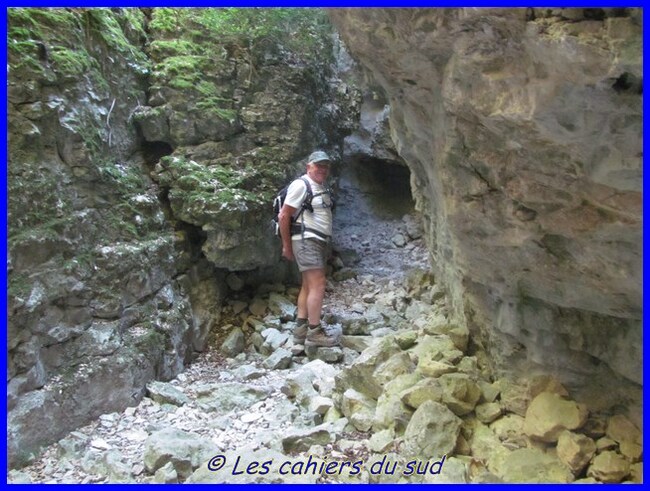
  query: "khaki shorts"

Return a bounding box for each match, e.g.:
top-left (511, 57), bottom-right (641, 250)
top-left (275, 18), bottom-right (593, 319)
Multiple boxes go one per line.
top-left (292, 238), bottom-right (329, 272)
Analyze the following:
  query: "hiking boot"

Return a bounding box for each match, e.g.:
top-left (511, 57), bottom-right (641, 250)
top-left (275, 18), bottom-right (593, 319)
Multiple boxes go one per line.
top-left (305, 324), bottom-right (339, 348)
top-left (293, 322), bottom-right (308, 344)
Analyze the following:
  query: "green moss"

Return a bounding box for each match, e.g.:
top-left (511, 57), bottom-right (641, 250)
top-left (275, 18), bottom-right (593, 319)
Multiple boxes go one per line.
top-left (8, 7), bottom-right (148, 82)
top-left (8, 272), bottom-right (32, 299)
top-left (49, 45), bottom-right (95, 77)
top-left (149, 39), bottom-right (200, 59)
top-left (8, 216), bottom-right (69, 247)
top-left (83, 8), bottom-right (149, 67)
top-left (61, 248), bottom-right (98, 276)
top-left (149, 7), bottom-right (191, 34)
top-left (195, 102), bottom-right (238, 123)
top-left (121, 8), bottom-right (147, 40)
top-left (98, 161), bottom-right (145, 196)
top-left (8, 9), bottom-right (85, 75)
top-left (195, 81), bottom-right (221, 97)
top-left (132, 327), bottom-right (167, 355)
top-left (9, 7), bottom-right (80, 35)
top-left (144, 8), bottom-right (335, 130)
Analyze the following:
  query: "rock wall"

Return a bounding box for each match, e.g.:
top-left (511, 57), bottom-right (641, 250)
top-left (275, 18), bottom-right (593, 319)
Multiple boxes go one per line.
top-left (7, 7), bottom-right (356, 467)
top-left (135, 10), bottom-right (359, 273)
top-left (329, 8), bottom-right (642, 406)
top-left (8, 8), bottom-right (209, 466)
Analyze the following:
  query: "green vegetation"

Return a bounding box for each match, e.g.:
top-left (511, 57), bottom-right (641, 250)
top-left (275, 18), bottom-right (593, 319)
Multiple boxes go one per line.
top-left (8, 8), bottom-right (83, 75)
top-left (8, 215), bottom-right (69, 248)
top-left (7, 8), bottom-right (148, 79)
top-left (156, 154), bottom-right (286, 224)
top-left (147, 8), bottom-right (333, 120)
top-left (9, 7), bottom-right (334, 245)
top-left (8, 272), bottom-right (33, 299)
top-left (8, 167), bottom-right (69, 233)
top-left (98, 161), bottom-right (146, 196)
top-left (82, 8), bottom-right (149, 69)
top-left (150, 8), bottom-right (331, 54)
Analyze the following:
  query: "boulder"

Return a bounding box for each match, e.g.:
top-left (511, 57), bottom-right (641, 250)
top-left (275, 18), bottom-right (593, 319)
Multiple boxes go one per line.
top-left (489, 448), bottom-right (574, 483)
top-left (523, 392), bottom-right (588, 442)
top-left (263, 348), bottom-right (292, 370)
top-left (305, 345), bottom-right (344, 363)
top-left (267, 293), bottom-right (296, 321)
top-left (143, 427), bottom-right (214, 479)
top-left (340, 388), bottom-right (376, 432)
top-left (421, 323), bottom-right (469, 353)
top-left (606, 414), bottom-right (641, 445)
top-left (309, 396), bottom-right (334, 415)
top-left (261, 327), bottom-right (290, 348)
top-left (335, 337), bottom-right (402, 399)
top-left (373, 352), bottom-right (416, 386)
top-left (410, 335), bottom-right (464, 371)
top-left (195, 382), bottom-right (271, 413)
top-left (146, 381), bottom-right (190, 407)
top-left (556, 430), bottom-right (596, 475)
top-left (153, 461), bottom-right (178, 484)
top-left (373, 372), bottom-right (421, 431)
top-left (368, 428), bottom-right (395, 453)
top-left (400, 378), bottom-right (443, 409)
top-left (465, 419), bottom-right (512, 466)
top-left (340, 335), bottom-right (375, 353)
top-left (220, 328), bottom-right (246, 358)
top-left (489, 413), bottom-right (527, 447)
top-left (403, 400), bottom-right (462, 459)
top-left (475, 402), bottom-right (502, 424)
top-left (438, 373), bottom-right (482, 416)
top-left (282, 424), bottom-right (332, 453)
top-left (587, 451), bottom-right (631, 483)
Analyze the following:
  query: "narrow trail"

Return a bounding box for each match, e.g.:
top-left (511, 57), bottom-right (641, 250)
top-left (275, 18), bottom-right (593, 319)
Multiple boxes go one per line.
top-left (13, 161), bottom-right (433, 484)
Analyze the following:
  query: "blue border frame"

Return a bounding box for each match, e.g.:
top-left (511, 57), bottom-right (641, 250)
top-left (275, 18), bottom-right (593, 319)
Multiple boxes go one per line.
top-left (4, 3), bottom-right (646, 487)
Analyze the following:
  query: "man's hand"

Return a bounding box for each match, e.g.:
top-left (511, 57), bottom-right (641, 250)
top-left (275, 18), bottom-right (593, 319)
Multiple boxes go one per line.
top-left (279, 202), bottom-right (298, 262)
top-left (282, 245), bottom-right (294, 262)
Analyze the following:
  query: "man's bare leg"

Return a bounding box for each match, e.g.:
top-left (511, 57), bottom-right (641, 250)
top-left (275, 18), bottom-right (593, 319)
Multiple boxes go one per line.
top-left (302, 268), bottom-right (326, 325)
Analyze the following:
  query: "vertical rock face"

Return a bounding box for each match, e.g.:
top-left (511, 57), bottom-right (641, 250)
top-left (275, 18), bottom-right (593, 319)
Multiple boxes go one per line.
top-left (7, 8), bottom-right (355, 467)
top-left (8, 8), bottom-right (210, 467)
top-left (329, 8), bottom-right (642, 401)
top-left (135, 10), bottom-right (359, 272)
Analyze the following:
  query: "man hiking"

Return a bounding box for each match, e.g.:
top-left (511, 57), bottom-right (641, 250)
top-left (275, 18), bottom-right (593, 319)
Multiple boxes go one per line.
top-left (278, 150), bottom-right (339, 348)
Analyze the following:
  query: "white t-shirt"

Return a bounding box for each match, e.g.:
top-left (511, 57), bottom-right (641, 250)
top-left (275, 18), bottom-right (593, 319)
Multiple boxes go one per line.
top-left (284, 175), bottom-right (333, 241)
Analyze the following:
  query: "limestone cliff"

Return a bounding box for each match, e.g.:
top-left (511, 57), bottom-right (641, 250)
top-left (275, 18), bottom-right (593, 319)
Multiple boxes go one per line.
top-left (8, 8), bottom-right (202, 467)
top-left (329, 8), bottom-right (642, 405)
top-left (7, 7), bottom-right (356, 466)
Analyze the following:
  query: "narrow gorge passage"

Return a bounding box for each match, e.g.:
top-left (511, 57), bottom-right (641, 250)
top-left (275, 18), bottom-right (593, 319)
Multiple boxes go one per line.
top-left (12, 160), bottom-right (437, 484)
top-left (8, 7), bottom-right (641, 484)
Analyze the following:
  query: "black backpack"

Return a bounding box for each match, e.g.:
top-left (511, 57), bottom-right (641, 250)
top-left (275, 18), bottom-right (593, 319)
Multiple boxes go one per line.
top-left (272, 177), bottom-right (334, 239)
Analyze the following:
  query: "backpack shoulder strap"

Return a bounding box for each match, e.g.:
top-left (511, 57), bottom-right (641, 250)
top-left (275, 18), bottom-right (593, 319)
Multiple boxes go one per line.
top-left (298, 177), bottom-right (314, 212)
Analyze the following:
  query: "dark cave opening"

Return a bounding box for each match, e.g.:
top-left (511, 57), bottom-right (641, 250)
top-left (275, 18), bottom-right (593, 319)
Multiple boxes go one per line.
top-left (141, 140), bottom-right (173, 165)
top-left (612, 72), bottom-right (642, 95)
top-left (339, 156), bottom-right (415, 221)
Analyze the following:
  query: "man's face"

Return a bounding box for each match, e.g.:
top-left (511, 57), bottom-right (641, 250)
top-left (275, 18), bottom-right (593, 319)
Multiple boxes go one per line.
top-left (307, 161), bottom-right (330, 184)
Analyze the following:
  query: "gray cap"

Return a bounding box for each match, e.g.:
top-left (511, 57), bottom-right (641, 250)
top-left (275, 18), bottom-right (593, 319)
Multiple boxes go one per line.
top-left (308, 150), bottom-right (331, 164)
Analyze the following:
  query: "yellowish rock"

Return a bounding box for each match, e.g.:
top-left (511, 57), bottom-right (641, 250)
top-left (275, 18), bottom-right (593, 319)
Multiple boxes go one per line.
top-left (523, 392), bottom-right (588, 442)
top-left (606, 414), bottom-right (641, 445)
top-left (556, 430), bottom-right (596, 475)
top-left (587, 451), bottom-right (630, 483)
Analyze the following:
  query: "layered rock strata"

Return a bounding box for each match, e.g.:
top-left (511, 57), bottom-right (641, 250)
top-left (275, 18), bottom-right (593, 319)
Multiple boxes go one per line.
top-left (8, 8), bottom-right (356, 466)
top-left (329, 8), bottom-right (642, 405)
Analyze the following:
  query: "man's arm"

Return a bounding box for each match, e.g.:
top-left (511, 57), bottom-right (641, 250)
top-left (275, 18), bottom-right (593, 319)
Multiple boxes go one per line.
top-left (278, 203), bottom-right (297, 261)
